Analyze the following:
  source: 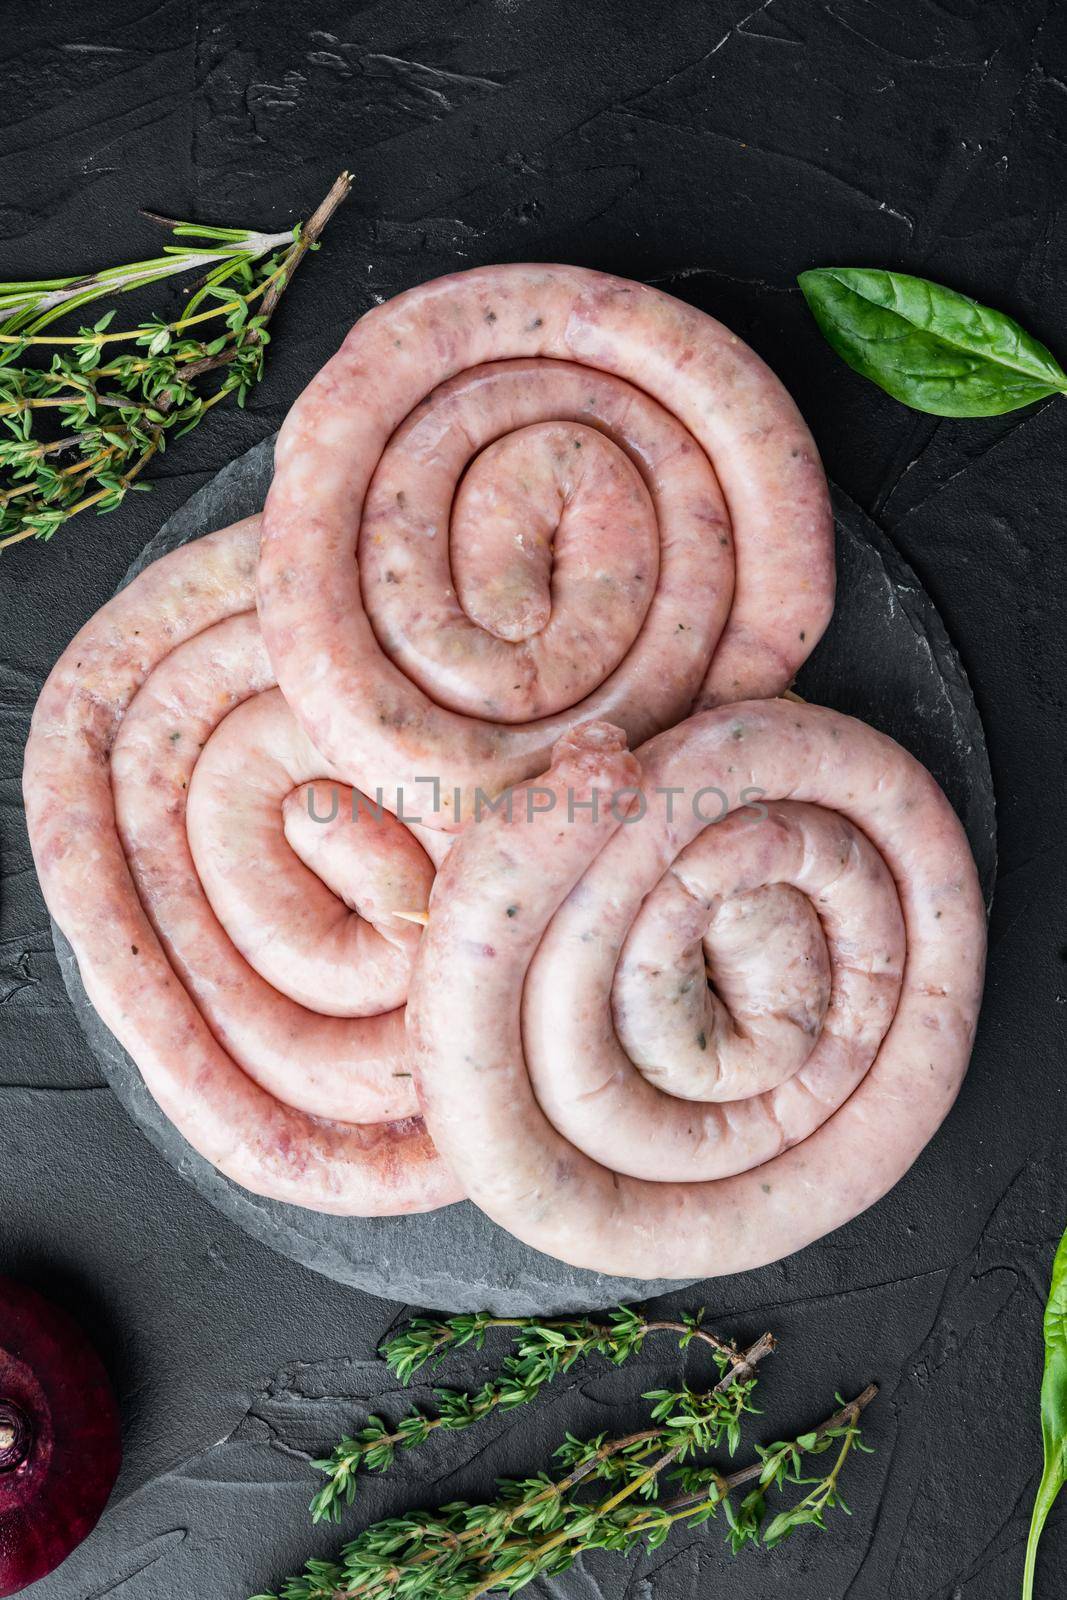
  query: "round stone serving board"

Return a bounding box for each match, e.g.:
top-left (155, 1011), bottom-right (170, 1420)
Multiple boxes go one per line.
top-left (52, 436), bottom-right (996, 1314)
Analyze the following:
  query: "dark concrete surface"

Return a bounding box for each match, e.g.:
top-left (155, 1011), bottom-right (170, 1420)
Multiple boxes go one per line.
top-left (1, 3), bottom-right (1065, 1597)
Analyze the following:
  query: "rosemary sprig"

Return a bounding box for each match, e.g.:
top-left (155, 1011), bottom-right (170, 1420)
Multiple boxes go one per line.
top-left (309, 1306), bottom-right (769, 1522)
top-left (252, 1304), bottom-right (876, 1600)
top-left (0, 171), bottom-right (351, 552)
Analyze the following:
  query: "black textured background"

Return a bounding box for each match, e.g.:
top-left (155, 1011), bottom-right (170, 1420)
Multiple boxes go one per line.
top-left (1, 3), bottom-right (1065, 1597)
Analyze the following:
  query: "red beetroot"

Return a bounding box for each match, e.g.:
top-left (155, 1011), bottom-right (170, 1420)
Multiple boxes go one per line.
top-left (0, 1280), bottom-right (121, 1596)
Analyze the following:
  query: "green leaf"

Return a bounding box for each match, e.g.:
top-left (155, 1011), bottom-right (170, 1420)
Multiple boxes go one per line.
top-left (762, 1506), bottom-right (807, 1548)
top-left (798, 267), bottom-right (1067, 418)
top-left (1023, 1223), bottom-right (1067, 1599)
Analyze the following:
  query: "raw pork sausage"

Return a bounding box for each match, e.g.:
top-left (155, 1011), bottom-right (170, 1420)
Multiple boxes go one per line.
top-left (23, 519), bottom-right (461, 1215)
top-left (260, 265), bottom-right (835, 827)
top-left (407, 704), bottom-right (986, 1276)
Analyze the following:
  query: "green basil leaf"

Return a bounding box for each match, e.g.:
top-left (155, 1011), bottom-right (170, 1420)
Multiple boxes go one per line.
top-left (798, 267), bottom-right (1067, 417)
top-left (1023, 1224), bottom-right (1067, 1599)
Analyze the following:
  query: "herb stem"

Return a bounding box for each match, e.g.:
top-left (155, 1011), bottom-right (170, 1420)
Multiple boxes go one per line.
top-left (639, 1319), bottom-right (746, 1361)
top-left (0, 172), bottom-right (350, 550)
top-left (331, 1384), bottom-right (875, 1600)
top-left (662, 1382), bottom-right (878, 1513)
top-left (0, 230), bottom-right (294, 341)
top-left (0, 433), bottom-right (158, 549)
top-left (463, 1440), bottom-right (686, 1600)
top-left (256, 1308), bottom-right (876, 1600)
top-left (0, 452), bottom-right (107, 506)
top-left (315, 1313), bottom-right (776, 1525)
top-left (713, 1329), bottom-right (776, 1390)
top-left (1022, 1476), bottom-right (1054, 1600)
top-left (400, 1312), bottom-right (748, 1367)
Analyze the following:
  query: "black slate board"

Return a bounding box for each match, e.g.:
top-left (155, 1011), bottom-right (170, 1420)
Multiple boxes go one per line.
top-left (51, 437), bottom-right (995, 1315)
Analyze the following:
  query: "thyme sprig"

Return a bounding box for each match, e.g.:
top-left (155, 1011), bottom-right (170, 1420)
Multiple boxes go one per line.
top-left (0, 171), bottom-right (351, 552)
top-left (253, 1307), bottom-right (876, 1600)
top-left (309, 1306), bottom-right (767, 1523)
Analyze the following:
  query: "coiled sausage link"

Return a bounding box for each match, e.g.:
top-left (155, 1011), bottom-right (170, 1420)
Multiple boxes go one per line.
top-left (407, 705), bottom-right (986, 1277)
top-left (23, 519), bottom-right (461, 1215)
top-left (260, 264), bottom-right (835, 828)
